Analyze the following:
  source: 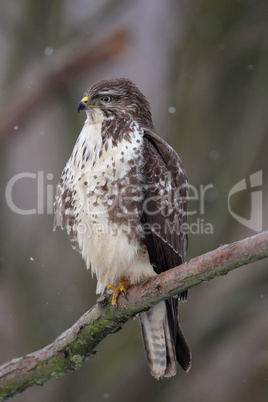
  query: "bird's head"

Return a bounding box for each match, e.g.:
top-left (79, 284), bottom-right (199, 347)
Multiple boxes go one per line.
top-left (77, 78), bottom-right (153, 128)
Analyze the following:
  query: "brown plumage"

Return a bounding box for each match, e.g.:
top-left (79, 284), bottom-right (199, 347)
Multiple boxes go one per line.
top-left (54, 78), bottom-right (191, 379)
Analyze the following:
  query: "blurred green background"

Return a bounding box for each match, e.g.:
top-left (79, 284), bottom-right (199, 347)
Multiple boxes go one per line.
top-left (0, 1), bottom-right (267, 401)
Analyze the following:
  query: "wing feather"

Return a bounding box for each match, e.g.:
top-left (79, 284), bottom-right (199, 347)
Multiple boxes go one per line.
top-left (142, 129), bottom-right (188, 270)
top-left (141, 129), bottom-right (191, 372)
top-left (53, 168), bottom-right (80, 252)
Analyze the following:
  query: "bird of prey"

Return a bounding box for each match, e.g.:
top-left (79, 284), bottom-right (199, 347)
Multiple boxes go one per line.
top-left (53, 78), bottom-right (191, 379)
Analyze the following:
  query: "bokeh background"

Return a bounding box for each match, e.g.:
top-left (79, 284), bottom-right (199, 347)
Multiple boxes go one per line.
top-left (0, 1), bottom-right (268, 401)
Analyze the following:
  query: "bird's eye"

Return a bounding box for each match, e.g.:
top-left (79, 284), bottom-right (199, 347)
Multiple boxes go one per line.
top-left (101, 96), bottom-right (112, 103)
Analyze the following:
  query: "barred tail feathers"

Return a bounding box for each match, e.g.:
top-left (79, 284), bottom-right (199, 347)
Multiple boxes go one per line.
top-left (138, 302), bottom-right (177, 379)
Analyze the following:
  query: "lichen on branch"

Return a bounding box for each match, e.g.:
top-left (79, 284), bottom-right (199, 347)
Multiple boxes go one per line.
top-left (0, 231), bottom-right (268, 401)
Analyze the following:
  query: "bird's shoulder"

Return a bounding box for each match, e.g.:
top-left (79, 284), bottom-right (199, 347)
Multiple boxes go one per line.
top-left (140, 128), bottom-right (188, 271)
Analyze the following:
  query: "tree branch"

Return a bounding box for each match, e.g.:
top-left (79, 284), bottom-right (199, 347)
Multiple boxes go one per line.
top-left (0, 30), bottom-right (128, 142)
top-left (0, 231), bottom-right (268, 400)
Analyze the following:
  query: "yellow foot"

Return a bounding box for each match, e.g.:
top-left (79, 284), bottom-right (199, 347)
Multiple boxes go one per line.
top-left (106, 277), bottom-right (131, 307)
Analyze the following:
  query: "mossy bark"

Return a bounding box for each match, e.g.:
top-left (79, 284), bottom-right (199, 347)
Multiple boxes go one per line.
top-left (0, 231), bottom-right (267, 401)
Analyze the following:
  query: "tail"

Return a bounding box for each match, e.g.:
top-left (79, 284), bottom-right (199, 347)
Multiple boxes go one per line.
top-left (139, 300), bottom-right (191, 379)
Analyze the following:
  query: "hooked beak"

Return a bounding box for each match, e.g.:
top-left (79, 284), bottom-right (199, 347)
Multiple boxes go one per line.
top-left (77, 96), bottom-right (89, 113)
top-left (77, 96), bottom-right (103, 113)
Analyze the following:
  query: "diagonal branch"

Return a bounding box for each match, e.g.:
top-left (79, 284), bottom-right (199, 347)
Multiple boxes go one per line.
top-left (0, 231), bottom-right (268, 400)
top-left (0, 30), bottom-right (128, 142)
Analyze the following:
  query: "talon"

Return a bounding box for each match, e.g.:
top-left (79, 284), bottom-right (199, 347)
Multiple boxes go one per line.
top-left (121, 290), bottom-right (128, 300)
top-left (106, 277), bottom-right (130, 307)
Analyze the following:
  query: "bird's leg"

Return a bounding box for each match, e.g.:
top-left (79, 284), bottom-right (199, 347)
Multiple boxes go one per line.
top-left (106, 277), bottom-right (131, 307)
